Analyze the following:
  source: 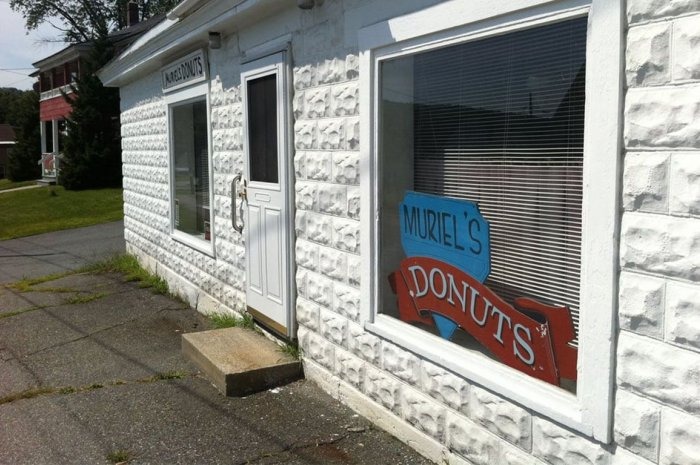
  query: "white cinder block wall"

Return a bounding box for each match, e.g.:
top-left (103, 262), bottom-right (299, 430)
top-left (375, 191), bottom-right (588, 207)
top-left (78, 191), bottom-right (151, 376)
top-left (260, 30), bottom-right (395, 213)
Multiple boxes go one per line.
top-left (117, 1), bottom-right (700, 464)
top-left (616, 2), bottom-right (700, 465)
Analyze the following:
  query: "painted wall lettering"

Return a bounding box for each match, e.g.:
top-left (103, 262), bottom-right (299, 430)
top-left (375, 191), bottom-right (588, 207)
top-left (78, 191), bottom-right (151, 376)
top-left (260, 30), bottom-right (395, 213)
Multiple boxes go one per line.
top-left (162, 50), bottom-right (207, 92)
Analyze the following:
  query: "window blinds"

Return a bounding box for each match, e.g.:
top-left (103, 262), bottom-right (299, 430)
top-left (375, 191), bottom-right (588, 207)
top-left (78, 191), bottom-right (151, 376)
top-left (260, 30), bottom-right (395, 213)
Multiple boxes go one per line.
top-left (411, 17), bottom-right (587, 341)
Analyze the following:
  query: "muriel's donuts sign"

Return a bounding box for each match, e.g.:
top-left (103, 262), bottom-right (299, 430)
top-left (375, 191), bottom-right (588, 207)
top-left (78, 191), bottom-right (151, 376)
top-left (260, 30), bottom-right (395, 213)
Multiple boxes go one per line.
top-left (389, 192), bottom-right (578, 386)
top-left (161, 50), bottom-right (207, 92)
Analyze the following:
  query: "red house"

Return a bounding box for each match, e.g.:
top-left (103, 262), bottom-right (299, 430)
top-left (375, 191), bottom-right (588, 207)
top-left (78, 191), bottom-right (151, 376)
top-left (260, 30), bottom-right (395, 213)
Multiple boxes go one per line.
top-left (32, 2), bottom-right (164, 183)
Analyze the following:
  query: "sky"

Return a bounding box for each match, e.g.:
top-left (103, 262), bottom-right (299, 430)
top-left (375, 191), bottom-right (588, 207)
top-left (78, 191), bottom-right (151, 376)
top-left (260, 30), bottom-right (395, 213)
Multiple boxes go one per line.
top-left (0, 0), bottom-right (68, 90)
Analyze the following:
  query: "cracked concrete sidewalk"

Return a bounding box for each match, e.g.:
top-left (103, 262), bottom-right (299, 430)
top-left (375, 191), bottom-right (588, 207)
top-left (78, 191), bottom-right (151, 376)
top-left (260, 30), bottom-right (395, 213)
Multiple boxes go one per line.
top-left (0, 226), bottom-right (431, 465)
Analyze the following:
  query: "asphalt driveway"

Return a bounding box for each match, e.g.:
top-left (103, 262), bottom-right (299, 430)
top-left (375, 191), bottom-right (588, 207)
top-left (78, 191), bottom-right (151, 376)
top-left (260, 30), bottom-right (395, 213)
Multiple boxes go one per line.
top-left (0, 223), bottom-right (430, 465)
top-left (0, 220), bottom-right (125, 284)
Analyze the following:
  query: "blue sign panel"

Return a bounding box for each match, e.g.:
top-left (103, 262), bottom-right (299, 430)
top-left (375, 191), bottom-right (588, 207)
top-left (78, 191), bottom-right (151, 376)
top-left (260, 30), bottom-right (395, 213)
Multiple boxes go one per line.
top-left (399, 191), bottom-right (490, 282)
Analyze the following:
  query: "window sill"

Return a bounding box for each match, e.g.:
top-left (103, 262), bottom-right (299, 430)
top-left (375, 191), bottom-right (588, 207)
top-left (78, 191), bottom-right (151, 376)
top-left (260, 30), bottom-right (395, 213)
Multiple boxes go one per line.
top-left (365, 314), bottom-right (591, 437)
top-left (171, 229), bottom-right (215, 258)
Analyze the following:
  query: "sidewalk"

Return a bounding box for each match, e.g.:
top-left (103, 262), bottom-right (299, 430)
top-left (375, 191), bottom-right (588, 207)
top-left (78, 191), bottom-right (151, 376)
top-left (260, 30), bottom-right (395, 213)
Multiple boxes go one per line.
top-left (0, 229), bottom-right (431, 464)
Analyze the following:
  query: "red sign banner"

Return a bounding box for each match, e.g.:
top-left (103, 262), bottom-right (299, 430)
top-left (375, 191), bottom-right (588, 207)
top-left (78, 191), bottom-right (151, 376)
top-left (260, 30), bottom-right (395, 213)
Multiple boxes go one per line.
top-left (389, 257), bottom-right (578, 386)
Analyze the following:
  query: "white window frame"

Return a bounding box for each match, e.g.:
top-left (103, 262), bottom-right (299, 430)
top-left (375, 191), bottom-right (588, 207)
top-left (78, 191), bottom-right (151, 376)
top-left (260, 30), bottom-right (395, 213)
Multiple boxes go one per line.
top-left (358, 0), bottom-right (622, 442)
top-left (166, 80), bottom-right (216, 257)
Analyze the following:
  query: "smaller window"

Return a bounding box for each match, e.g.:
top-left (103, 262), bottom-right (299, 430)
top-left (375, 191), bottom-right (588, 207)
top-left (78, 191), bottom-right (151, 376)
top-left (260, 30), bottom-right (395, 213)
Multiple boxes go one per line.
top-left (171, 98), bottom-right (211, 242)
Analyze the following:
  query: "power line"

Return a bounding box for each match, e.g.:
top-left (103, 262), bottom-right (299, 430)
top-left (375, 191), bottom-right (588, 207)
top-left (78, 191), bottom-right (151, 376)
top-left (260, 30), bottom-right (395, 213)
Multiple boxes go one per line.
top-left (0, 69), bottom-right (33, 77)
top-left (0, 68), bottom-right (36, 71)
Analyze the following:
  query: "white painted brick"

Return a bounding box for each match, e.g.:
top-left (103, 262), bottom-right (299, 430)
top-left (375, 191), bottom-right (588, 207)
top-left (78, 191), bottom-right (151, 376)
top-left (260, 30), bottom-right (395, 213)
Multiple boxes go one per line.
top-left (296, 297), bottom-right (320, 331)
top-left (469, 385), bottom-right (532, 450)
top-left (306, 272), bottom-right (334, 308)
top-left (532, 417), bottom-right (611, 465)
top-left (381, 342), bottom-right (420, 384)
top-left (659, 407), bottom-right (700, 465)
top-left (628, 0), bottom-right (700, 24)
top-left (296, 267), bottom-right (308, 300)
top-left (295, 209), bottom-right (307, 240)
top-left (318, 119), bottom-right (345, 150)
top-left (320, 307), bottom-right (348, 346)
top-left (364, 364), bottom-right (402, 413)
top-left (345, 54), bottom-right (359, 80)
top-left (306, 151), bottom-right (332, 181)
top-left (347, 186), bottom-right (360, 219)
top-left (303, 330), bottom-right (335, 371)
top-left (304, 86), bottom-right (331, 118)
top-left (614, 390), bottom-right (661, 461)
top-left (347, 117), bottom-right (360, 150)
top-left (296, 238), bottom-right (319, 271)
top-left (295, 181), bottom-right (317, 211)
top-left (318, 246), bottom-right (348, 281)
top-left (617, 331), bottom-right (700, 414)
top-left (669, 153), bottom-right (700, 215)
top-left (331, 83), bottom-right (359, 117)
top-left (318, 184), bottom-right (348, 216)
top-left (401, 386), bottom-right (446, 441)
top-left (348, 322), bottom-right (381, 364)
top-left (332, 151), bottom-right (360, 184)
top-left (625, 87), bottom-right (700, 149)
top-left (292, 89), bottom-right (304, 120)
top-left (446, 411), bottom-right (502, 465)
top-left (294, 150), bottom-right (306, 180)
top-left (673, 14), bottom-right (700, 81)
top-left (332, 282), bottom-right (360, 321)
top-left (620, 213), bottom-right (700, 281)
top-left (334, 347), bottom-right (365, 389)
top-left (293, 64), bottom-right (315, 90)
top-left (347, 254), bottom-right (361, 287)
top-left (618, 271), bottom-right (665, 338)
top-left (623, 152), bottom-right (670, 213)
top-left (317, 57), bottom-right (346, 85)
top-left (332, 217), bottom-right (360, 254)
top-left (294, 120), bottom-right (317, 149)
top-left (306, 212), bottom-right (332, 245)
top-left (665, 280), bottom-right (700, 350)
top-left (420, 362), bottom-right (469, 414)
top-left (626, 22), bottom-right (671, 86)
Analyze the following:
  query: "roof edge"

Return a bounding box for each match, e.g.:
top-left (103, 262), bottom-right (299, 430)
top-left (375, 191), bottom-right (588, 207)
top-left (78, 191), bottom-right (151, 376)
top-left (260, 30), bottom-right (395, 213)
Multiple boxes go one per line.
top-left (99, 0), bottom-right (285, 88)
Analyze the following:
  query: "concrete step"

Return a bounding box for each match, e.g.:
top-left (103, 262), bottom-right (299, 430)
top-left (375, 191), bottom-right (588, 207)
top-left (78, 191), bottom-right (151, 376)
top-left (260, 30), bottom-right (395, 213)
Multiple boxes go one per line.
top-left (182, 327), bottom-right (302, 397)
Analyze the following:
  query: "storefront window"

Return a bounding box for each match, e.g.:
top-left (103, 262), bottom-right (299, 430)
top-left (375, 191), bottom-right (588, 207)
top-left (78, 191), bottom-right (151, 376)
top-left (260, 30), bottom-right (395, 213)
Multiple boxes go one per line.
top-left (378, 17), bottom-right (587, 391)
top-left (171, 99), bottom-right (211, 241)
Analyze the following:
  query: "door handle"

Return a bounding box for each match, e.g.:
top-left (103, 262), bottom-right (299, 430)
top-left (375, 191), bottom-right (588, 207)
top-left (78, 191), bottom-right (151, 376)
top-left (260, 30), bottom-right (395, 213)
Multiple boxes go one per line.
top-left (231, 174), bottom-right (245, 233)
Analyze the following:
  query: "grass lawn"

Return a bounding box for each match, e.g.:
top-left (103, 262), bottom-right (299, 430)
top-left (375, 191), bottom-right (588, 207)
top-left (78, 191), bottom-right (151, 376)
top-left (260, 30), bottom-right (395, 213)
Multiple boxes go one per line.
top-left (0, 179), bottom-right (36, 191)
top-left (0, 186), bottom-right (123, 240)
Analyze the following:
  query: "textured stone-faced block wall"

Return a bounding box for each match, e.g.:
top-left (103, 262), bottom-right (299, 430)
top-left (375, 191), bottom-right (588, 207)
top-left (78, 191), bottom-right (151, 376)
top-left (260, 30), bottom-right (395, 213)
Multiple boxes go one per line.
top-left (618, 2), bottom-right (700, 465)
top-left (294, 2), bottom-right (700, 465)
top-left (120, 63), bottom-right (247, 315)
top-left (117, 1), bottom-right (700, 464)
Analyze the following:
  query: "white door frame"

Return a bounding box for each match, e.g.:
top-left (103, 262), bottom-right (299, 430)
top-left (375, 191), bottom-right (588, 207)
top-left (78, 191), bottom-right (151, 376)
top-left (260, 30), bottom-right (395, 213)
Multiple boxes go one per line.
top-left (240, 49), bottom-right (296, 339)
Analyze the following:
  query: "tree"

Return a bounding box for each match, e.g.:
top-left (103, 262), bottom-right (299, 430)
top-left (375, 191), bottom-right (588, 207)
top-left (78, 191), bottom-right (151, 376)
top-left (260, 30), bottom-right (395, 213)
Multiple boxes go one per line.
top-left (10, 0), bottom-right (181, 43)
top-left (0, 88), bottom-right (24, 126)
top-left (6, 91), bottom-right (41, 182)
top-left (59, 36), bottom-right (121, 190)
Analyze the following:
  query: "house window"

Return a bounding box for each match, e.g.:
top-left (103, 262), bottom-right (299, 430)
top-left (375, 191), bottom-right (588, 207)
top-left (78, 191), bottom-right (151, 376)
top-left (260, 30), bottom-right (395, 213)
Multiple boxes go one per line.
top-left (169, 97), bottom-right (212, 244)
top-left (362, 0), bottom-right (622, 441)
top-left (379, 16), bottom-right (586, 392)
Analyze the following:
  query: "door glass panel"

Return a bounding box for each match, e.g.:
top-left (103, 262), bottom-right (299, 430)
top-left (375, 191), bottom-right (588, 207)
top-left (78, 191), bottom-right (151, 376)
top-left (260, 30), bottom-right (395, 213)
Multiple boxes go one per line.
top-left (247, 74), bottom-right (278, 184)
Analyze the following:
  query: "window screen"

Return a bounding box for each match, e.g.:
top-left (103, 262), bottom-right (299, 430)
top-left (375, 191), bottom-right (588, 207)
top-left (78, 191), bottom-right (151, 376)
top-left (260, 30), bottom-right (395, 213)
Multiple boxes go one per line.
top-left (379, 17), bottom-right (587, 376)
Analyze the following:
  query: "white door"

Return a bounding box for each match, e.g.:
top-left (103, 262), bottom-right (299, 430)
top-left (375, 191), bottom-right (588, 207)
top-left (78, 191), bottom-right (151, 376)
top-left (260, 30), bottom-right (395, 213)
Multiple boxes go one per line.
top-left (239, 52), bottom-right (294, 337)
